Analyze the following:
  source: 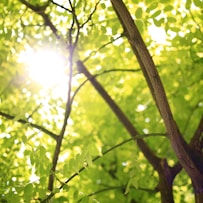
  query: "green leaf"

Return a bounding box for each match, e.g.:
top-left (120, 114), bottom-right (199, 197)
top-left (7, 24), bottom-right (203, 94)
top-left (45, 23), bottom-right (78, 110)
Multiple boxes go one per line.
top-left (30, 152), bottom-right (35, 165)
top-left (125, 178), bottom-right (132, 194)
top-left (81, 196), bottom-right (89, 203)
top-left (7, 192), bottom-right (21, 203)
top-left (151, 10), bottom-right (161, 18)
top-left (135, 20), bottom-right (144, 33)
top-left (194, 0), bottom-right (203, 7)
top-left (160, 0), bottom-right (169, 3)
top-left (185, 0), bottom-right (191, 9)
top-left (74, 154), bottom-right (85, 173)
top-left (131, 176), bottom-right (139, 189)
top-left (86, 152), bottom-right (93, 167)
top-left (146, 2), bottom-right (158, 13)
top-left (4, 29), bottom-right (12, 40)
top-left (100, 3), bottom-right (106, 9)
top-left (167, 17), bottom-right (177, 22)
top-left (135, 7), bottom-right (143, 19)
top-left (55, 196), bottom-right (69, 202)
top-left (53, 187), bottom-right (60, 194)
top-left (164, 5), bottom-right (173, 12)
top-left (24, 183), bottom-right (33, 202)
top-left (73, 189), bottom-right (79, 199)
top-left (153, 18), bottom-right (164, 27)
top-left (38, 145), bottom-right (46, 157)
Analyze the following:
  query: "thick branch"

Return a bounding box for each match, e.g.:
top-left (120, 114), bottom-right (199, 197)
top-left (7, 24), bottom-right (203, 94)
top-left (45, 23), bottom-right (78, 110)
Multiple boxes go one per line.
top-left (47, 57), bottom-right (73, 191)
top-left (77, 61), bottom-right (177, 202)
top-left (0, 111), bottom-right (58, 140)
top-left (48, 1), bottom-right (78, 188)
top-left (190, 115), bottom-right (203, 151)
top-left (169, 115), bottom-right (203, 189)
top-left (77, 61), bottom-right (137, 137)
top-left (77, 60), bottom-right (169, 172)
top-left (110, 0), bottom-right (203, 194)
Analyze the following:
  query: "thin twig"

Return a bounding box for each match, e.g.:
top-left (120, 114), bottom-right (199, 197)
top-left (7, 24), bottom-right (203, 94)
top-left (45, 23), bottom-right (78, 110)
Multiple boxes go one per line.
top-left (40, 132), bottom-right (165, 202)
top-left (19, 0), bottom-right (60, 39)
top-left (83, 34), bottom-right (124, 62)
top-left (47, 0), bottom-right (81, 191)
top-left (80, 0), bottom-right (101, 28)
top-left (189, 9), bottom-right (202, 34)
top-left (0, 111), bottom-right (58, 140)
top-left (62, 133), bottom-right (166, 187)
top-left (50, 0), bottom-right (72, 12)
top-left (78, 185), bottom-right (156, 202)
top-left (71, 68), bottom-right (141, 105)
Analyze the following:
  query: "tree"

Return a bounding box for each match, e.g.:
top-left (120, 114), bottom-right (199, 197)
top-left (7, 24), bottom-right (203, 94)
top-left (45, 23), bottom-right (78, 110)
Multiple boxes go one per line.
top-left (0, 0), bottom-right (202, 202)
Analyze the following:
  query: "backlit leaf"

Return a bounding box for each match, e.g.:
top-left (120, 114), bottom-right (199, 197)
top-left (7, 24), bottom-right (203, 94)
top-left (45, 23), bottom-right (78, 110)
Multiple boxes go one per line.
top-left (135, 7), bottom-right (143, 19)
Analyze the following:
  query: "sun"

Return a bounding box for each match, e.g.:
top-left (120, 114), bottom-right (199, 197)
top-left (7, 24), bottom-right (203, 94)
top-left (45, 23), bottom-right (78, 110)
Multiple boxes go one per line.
top-left (19, 47), bottom-right (67, 89)
top-left (18, 47), bottom-right (81, 100)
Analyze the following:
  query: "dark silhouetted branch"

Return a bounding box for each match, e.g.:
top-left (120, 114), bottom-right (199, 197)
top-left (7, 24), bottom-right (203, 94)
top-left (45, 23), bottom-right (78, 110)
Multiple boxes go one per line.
top-left (19, 0), bottom-right (60, 38)
top-left (0, 111), bottom-right (58, 140)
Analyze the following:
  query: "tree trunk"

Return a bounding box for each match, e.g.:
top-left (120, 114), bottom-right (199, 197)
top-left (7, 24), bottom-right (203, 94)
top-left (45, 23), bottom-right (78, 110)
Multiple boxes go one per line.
top-left (158, 174), bottom-right (174, 203)
top-left (110, 0), bottom-right (203, 200)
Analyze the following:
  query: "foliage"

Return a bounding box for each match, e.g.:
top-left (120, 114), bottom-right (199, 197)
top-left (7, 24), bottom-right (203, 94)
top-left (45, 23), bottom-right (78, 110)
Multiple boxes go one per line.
top-left (0, 0), bottom-right (202, 202)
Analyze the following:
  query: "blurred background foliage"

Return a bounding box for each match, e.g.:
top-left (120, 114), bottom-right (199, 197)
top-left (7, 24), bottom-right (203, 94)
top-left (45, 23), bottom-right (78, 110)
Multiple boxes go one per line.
top-left (0, 0), bottom-right (202, 202)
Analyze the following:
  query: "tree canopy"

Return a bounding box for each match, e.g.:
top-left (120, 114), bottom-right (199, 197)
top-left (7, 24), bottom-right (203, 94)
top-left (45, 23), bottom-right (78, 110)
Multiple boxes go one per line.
top-left (0, 0), bottom-right (203, 202)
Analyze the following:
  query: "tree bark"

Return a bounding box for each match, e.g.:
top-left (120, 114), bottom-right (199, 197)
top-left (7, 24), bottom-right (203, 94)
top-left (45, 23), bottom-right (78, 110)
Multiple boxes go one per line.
top-left (77, 61), bottom-right (175, 203)
top-left (158, 174), bottom-right (174, 203)
top-left (110, 0), bottom-right (203, 199)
